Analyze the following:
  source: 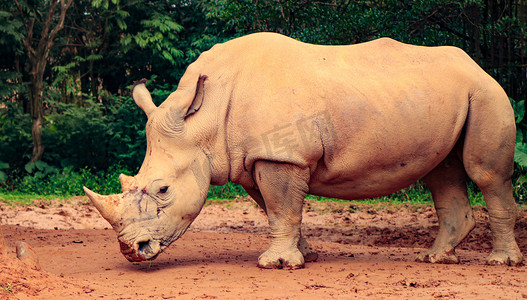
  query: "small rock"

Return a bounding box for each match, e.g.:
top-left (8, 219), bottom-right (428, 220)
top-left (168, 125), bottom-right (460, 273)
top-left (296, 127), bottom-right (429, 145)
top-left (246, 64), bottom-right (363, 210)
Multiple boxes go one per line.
top-left (16, 241), bottom-right (41, 270)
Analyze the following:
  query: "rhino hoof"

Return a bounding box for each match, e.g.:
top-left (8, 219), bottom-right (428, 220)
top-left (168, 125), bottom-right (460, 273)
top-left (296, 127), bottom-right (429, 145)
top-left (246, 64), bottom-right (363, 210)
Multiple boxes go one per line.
top-left (487, 250), bottom-right (523, 266)
top-left (416, 248), bottom-right (459, 264)
top-left (16, 242), bottom-right (41, 270)
top-left (257, 249), bottom-right (305, 269)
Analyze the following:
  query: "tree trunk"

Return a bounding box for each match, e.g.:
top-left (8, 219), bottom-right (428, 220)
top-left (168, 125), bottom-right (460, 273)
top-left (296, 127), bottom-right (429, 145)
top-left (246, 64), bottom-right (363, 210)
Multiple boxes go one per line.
top-left (29, 61), bottom-right (45, 162)
top-left (14, 0), bottom-right (74, 162)
top-left (30, 115), bottom-right (44, 162)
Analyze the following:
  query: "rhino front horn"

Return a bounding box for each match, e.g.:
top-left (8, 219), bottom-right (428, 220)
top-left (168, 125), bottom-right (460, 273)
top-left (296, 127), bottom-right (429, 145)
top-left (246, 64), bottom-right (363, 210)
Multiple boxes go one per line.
top-left (83, 186), bottom-right (122, 226)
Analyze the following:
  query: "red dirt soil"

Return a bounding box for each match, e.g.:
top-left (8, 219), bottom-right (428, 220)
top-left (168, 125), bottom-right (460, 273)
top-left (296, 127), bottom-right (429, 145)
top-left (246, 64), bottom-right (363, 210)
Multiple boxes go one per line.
top-left (1, 197), bottom-right (526, 299)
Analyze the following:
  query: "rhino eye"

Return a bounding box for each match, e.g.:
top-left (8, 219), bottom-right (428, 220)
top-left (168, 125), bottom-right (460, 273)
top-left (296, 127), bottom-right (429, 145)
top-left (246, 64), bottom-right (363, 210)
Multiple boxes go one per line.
top-left (159, 186), bottom-right (169, 194)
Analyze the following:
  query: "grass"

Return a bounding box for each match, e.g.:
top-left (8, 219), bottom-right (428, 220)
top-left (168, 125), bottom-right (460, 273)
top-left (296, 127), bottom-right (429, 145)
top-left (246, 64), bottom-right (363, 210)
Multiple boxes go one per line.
top-left (208, 182), bottom-right (247, 199)
top-left (0, 182), bottom-right (497, 207)
top-left (306, 182), bottom-right (486, 206)
top-left (0, 192), bottom-right (71, 206)
top-left (1, 283), bottom-right (12, 294)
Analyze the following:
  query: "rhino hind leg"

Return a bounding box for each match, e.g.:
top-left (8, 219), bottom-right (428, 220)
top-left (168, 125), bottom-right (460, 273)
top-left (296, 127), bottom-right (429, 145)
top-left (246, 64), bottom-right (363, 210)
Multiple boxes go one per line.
top-left (417, 151), bottom-right (476, 264)
top-left (465, 159), bottom-right (522, 266)
top-left (251, 161), bottom-right (310, 269)
top-left (462, 89), bottom-right (523, 266)
top-left (244, 186), bottom-right (318, 263)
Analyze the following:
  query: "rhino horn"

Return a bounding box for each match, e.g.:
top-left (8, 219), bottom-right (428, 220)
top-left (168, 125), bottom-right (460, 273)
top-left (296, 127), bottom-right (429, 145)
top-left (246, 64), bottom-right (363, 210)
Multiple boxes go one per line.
top-left (119, 174), bottom-right (137, 193)
top-left (83, 186), bottom-right (122, 225)
top-left (132, 79), bottom-right (156, 118)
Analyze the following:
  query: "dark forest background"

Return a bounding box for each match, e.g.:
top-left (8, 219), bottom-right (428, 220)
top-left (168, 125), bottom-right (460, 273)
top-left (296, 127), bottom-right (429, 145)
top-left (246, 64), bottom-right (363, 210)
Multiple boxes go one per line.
top-left (0, 0), bottom-right (526, 200)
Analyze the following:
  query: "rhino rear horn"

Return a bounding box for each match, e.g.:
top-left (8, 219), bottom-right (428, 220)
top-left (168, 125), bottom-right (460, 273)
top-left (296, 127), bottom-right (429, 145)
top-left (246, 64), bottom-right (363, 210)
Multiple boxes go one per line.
top-left (132, 79), bottom-right (157, 118)
top-left (119, 174), bottom-right (137, 193)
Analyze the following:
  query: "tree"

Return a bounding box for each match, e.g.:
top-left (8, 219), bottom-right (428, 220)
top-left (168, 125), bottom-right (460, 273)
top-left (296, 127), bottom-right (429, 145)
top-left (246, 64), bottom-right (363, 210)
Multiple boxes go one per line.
top-left (0, 8), bottom-right (24, 103)
top-left (13, 0), bottom-right (73, 162)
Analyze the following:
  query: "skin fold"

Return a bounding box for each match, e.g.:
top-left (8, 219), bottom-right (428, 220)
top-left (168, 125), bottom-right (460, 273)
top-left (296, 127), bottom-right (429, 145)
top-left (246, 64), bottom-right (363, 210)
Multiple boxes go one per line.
top-left (84, 32), bottom-right (523, 269)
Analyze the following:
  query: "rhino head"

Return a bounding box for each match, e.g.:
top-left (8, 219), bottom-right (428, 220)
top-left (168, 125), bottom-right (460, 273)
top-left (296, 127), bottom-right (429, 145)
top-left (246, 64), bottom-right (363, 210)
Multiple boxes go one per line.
top-left (84, 74), bottom-right (215, 262)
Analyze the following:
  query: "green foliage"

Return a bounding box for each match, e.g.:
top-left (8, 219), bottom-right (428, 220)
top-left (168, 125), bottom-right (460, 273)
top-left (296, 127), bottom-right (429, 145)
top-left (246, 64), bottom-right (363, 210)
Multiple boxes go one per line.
top-left (511, 98), bottom-right (525, 125)
top-left (0, 7), bottom-right (24, 86)
top-left (38, 85), bottom-right (154, 171)
top-left (0, 78), bottom-right (175, 191)
top-left (208, 182), bottom-right (247, 199)
top-left (0, 70), bottom-right (22, 99)
top-left (43, 100), bottom-right (111, 169)
top-left (0, 103), bottom-right (32, 171)
top-left (0, 161), bottom-right (8, 181)
top-left (515, 143), bottom-right (527, 168)
top-left (5, 163), bottom-right (133, 196)
top-left (92, 0), bottom-right (122, 10)
top-left (511, 97), bottom-right (527, 149)
top-left (51, 55), bottom-right (103, 96)
top-left (24, 161), bottom-right (58, 177)
top-left (508, 97), bottom-right (527, 202)
top-left (510, 98), bottom-right (527, 166)
top-left (76, 164), bottom-right (135, 195)
top-left (123, 13), bottom-right (184, 66)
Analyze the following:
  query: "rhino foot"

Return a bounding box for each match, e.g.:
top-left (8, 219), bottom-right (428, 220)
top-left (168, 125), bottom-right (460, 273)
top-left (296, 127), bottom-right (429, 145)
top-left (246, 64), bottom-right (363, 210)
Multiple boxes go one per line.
top-left (257, 248), bottom-right (305, 269)
top-left (16, 242), bottom-right (41, 270)
top-left (298, 236), bottom-right (318, 262)
top-left (416, 248), bottom-right (459, 264)
top-left (487, 249), bottom-right (523, 266)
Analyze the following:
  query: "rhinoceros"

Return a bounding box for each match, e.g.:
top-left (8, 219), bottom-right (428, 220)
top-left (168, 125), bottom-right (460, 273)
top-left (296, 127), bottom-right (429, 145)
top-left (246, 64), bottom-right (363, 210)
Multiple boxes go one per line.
top-left (84, 32), bottom-right (523, 269)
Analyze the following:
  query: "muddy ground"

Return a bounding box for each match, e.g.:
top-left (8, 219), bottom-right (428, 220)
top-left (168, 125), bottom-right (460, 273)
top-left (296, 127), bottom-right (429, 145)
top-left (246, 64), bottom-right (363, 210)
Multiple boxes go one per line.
top-left (1, 197), bottom-right (526, 299)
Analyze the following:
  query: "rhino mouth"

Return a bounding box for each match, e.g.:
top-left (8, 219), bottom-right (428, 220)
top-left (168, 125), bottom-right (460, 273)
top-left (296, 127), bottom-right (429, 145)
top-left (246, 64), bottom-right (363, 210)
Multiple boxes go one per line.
top-left (117, 221), bottom-right (193, 263)
top-left (119, 238), bottom-right (161, 262)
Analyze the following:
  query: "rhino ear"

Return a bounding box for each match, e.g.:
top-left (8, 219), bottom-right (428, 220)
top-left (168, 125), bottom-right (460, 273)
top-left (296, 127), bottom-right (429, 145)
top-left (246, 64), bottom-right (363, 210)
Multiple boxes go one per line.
top-left (184, 75), bottom-right (207, 118)
top-left (132, 79), bottom-right (157, 118)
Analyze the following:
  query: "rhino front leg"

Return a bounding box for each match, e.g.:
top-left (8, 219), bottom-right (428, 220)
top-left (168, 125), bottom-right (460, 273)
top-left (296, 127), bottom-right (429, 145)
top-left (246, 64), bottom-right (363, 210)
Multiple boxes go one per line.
top-left (417, 152), bottom-right (476, 264)
top-left (252, 161), bottom-right (310, 269)
top-left (244, 186), bottom-right (318, 263)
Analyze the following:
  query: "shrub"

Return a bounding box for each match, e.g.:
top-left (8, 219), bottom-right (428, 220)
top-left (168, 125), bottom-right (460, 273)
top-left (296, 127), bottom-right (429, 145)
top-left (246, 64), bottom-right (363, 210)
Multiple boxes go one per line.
top-left (3, 163), bottom-right (134, 196)
top-left (0, 103), bottom-right (32, 171)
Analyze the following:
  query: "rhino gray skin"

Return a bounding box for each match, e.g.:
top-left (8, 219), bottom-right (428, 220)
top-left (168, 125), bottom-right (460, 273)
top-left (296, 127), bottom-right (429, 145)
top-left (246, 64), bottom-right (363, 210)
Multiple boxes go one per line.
top-left (84, 32), bottom-right (523, 269)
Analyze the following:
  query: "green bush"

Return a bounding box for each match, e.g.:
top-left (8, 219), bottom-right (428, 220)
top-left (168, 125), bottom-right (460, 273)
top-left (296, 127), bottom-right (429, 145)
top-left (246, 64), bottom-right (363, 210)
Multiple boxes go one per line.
top-left (0, 103), bottom-right (32, 171)
top-left (509, 97), bottom-right (527, 203)
top-left (1, 163), bottom-right (134, 197)
top-left (0, 79), bottom-right (175, 191)
top-left (43, 100), bottom-right (111, 170)
top-left (0, 152), bottom-right (143, 198)
top-left (0, 162), bottom-right (250, 199)
top-left (0, 161), bottom-right (8, 182)
top-left (42, 96), bottom-right (147, 171)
